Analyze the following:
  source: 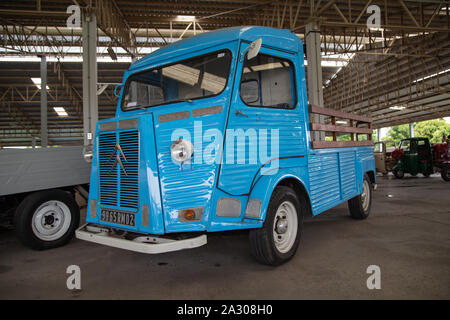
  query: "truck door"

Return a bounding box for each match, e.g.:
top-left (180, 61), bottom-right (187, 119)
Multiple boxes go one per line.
top-left (218, 42), bottom-right (308, 196)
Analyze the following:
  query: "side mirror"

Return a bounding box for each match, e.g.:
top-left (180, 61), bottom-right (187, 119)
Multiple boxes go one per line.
top-left (247, 38), bottom-right (262, 60)
top-left (240, 79), bottom-right (259, 104)
top-left (240, 38), bottom-right (262, 62)
top-left (114, 84), bottom-right (123, 98)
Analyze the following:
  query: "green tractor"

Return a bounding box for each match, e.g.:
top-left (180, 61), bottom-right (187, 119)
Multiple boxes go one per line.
top-left (392, 138), bottom-right (434, 179)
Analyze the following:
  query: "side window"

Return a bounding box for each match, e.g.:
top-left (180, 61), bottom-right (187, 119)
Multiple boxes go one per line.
top-left (124, 80), bottom-right (164, 108)
top-left (240, 53), bottom-right (296, 109)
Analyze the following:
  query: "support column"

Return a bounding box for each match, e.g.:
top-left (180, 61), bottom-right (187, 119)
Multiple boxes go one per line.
top-left (409, 123), bottom-right (414, 138)
top-left (82, 10), bottom-right (98, 148)
top-left (40, 55), bottom-right (48, 147)
top-left (305, 21), bottom-right (325, 141)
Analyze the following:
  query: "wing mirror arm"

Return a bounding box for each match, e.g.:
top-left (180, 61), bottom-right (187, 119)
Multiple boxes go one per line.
top-left (240, 38), bottom-right (262, 62)
top-left (114, 84), bottom-right (123, 98)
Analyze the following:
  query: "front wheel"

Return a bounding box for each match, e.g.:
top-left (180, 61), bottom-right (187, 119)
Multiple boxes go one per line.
top-left (249, 186), bottom-right (304, 266)
top-left (348, 174), bottom-right (372, 220)
top-left (442, 166), bottom-right (450, 182)
top-left (14, 189), bottom-right (80, 250)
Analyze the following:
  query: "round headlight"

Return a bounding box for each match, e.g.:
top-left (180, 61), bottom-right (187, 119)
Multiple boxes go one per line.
top-left (171, 138), bottom-right (193, 163)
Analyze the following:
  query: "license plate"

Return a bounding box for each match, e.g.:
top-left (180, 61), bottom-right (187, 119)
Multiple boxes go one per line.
top-left (100, 209), bottom-right (135, 227)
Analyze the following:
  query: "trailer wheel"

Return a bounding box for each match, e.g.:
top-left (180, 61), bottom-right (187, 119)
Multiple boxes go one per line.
top-left (442, 166), bottom-right (450, 182)
top-left (393, 170), bottom-right (404, 179)
top-left (14, 189), bottom-right (80, 250)
top-left (348, 174), bottom-right (372, 220)
top-left (249, 186), bottom-right (303, 266)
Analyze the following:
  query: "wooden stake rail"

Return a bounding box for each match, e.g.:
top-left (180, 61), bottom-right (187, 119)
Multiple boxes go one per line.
top-left (309, 104), bottom-right (374, 149)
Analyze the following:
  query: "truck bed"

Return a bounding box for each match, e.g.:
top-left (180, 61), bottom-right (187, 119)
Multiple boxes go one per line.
top-left (0, 146), bottom-right (91, 196)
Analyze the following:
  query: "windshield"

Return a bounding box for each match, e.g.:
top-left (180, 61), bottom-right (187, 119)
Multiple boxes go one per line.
top-left (399, 140), bottom-right (412, 151)
top-left (122, 50), bottom-right (232, 110)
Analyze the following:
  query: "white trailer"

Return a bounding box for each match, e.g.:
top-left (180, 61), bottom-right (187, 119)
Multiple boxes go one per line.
top-left (0, 146), bottom-right (90, 249)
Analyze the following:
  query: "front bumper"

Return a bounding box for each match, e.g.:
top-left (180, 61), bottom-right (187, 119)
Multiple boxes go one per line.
top-left (75, 223), bottom-right (207, 254)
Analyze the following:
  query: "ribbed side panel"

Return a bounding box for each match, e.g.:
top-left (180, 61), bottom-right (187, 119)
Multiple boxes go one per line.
top-left (219, 109), bottom-right (306, 195)
top-left (119, 130), bottom-right (139, 210)
top-left (308, 153), bottom-right (340, 212)
top-left (357, 148), bottom-right (374, 161)
top-left (98, 132), bottom-right (118, 207)
top-left (339, 151), bottom-right (357, 197)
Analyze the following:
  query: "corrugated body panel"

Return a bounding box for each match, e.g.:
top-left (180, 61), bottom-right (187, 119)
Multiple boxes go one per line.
top-left (357, 148), bottom-right (374, 161)
top-left (339, 151), bottom-right (357, 197)
top-left (155, 119), bottom-right (220, 216)
top-left (308, 153), bottom-right (340, 212)
top-left (219, 109), bottom-right (306, 195)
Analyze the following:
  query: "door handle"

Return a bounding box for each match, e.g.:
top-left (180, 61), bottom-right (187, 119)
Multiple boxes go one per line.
top-left (235, 109), bottom-right (248, 117)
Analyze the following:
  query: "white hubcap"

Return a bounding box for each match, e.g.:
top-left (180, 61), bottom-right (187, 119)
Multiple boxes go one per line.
top-left (361, 180), bottom-right (370, 212)
top-left (273, 201), bottom-right (298, 253)
top-left (32, 200), bottom-right (71, 241)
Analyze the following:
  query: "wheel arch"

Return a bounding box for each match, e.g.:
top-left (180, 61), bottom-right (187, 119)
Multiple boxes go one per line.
top-left (249, 171), bottom-right (312, 223)
top-left (365, 170), bottom-right (376, 185)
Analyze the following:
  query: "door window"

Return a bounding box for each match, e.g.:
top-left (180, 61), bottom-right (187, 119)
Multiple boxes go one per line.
top-left (239, 53), bottom-right (296, 109)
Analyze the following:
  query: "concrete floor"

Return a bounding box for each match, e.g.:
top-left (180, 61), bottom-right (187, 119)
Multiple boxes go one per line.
top-left (1, 174), bottom-right (449, 299)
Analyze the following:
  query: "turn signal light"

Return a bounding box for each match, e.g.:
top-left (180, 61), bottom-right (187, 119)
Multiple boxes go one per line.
top-left (178, 207), bottom-right (204, 222)
top-left (184, 210), bottom-right (196, 221)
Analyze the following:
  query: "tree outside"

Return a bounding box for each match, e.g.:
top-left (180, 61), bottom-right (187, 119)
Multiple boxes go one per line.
top-left (382, 124), bottom-right (410, 144)
top-left (382, 119), bottom-right (450, 144)
top-left (414, 119), bottom-right (450, 143)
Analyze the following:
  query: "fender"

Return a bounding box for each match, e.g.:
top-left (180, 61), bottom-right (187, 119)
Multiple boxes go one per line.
top-left (246, 166), bottom-right (311, 223)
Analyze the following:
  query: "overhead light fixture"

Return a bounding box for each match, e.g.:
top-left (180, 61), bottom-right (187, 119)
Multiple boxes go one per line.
top-left (176, 15), bottom-right (196, 22)
top-left (54, 107), bottom-right (68, 117)
top-left (336, 120), bottom-right (347, 125)
top-left (389, 106), bottom-right (406, 111)
top-left (413, 68), bottom-right (450, 84)
top-left (31, 78), bottom-right (50, 90)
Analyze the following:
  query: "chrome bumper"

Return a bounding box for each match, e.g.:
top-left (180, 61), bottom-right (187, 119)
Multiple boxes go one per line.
top-left (75, 223), bottom-right (207, 254)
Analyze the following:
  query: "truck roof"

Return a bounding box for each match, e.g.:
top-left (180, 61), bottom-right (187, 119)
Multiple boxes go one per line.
top-left (129, 26), bottom-right (302, 72)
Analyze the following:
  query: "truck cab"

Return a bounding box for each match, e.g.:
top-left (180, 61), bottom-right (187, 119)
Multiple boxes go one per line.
top-left (77, 26), bottom-right (376, 265)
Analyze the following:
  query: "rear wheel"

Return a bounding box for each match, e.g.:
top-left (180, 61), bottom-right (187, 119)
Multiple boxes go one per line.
top-left (442, 166), bottom-right (450, 182)
top-left (348, 174), bottom-right (372, 220)
top-left (393, 170), bottom-right (404, 179)
top-left (14, 189), bottom-right (80, 250)
top-left (249, 186), bottom-right (304, 266)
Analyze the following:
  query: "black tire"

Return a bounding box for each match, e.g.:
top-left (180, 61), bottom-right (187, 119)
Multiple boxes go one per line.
top-left (393, 170), bottom-right (404, 179)
top-left (14, 189), bottom-right (80, 250)
top-left (442, 166), bottom-right (450, 182)
top-left (423, 172), bottom-right (431, 178)
top-left (348, 174), bottom-right (372, 220)
top-left (249, 186), bottom-right (304, 266)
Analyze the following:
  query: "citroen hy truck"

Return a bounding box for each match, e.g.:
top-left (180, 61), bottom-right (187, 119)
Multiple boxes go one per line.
top-left (76, 26), bottom-right (376, 265)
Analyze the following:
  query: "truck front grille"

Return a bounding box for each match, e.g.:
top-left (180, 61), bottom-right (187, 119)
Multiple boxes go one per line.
top-left (98, 130), bottom-right (139, 210)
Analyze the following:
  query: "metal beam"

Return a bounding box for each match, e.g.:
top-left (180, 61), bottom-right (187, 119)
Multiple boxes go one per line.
top-left (40, 55), bottom-right (47, 147)
top-left (82, 11), bottom-right (98, 148)
top-left (306, 21), bottom-right (325, 141)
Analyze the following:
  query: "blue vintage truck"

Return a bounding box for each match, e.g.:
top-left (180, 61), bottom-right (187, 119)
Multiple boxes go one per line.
top-left (76, 26), bottom-right (376, 265)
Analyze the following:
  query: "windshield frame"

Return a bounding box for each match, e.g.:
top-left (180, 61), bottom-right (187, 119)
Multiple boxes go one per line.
top-left (121, 49), bottom-right (233, 112)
